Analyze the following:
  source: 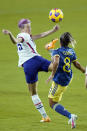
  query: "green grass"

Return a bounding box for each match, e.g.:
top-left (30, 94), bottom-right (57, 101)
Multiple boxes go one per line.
top-left (0, 0), bottom-right (87, 130)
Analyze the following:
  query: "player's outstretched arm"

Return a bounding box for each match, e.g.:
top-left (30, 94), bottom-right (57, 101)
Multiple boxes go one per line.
top-left (73, 61), bottom-right (85, 73)
top-left (32, 25), bottom-right (59, 40)
top-left (2, 29), bottom-right (23, 44)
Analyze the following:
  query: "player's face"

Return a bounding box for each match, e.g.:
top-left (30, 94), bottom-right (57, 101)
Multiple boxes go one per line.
top-left (24, 23), bottom-right (31, 34)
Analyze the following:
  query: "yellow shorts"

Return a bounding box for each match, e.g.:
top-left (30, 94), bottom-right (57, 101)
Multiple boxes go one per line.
top-left (48, 81), bottom-right (68, 102)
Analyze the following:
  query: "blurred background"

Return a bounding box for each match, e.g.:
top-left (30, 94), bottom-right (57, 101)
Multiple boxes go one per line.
top-left (0, 0), bottom-right (87, 130)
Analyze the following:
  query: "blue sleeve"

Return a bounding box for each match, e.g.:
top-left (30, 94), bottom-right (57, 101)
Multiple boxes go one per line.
top-left (72, 50), bottom-right (77, 62)
top-left (51, 49), bottom-right (60, 57)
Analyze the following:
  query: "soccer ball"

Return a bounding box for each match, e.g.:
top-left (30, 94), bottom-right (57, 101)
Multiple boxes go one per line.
top-left (49, 8), bottom-right (64, 23)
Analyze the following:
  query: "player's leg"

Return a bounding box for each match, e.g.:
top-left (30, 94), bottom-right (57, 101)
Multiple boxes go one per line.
top-left (37, 56), bottom-right (53, 73)
top-left (23, 58), bottom-right (50, 122)
top-left (27, 82), bottom-right (50, 122)
top-left (48, 81), bottom-right (71, 118)
top-left (48, 81), bottom-right (77, 128)
top-left (49, 99), bottom-right (71, 119)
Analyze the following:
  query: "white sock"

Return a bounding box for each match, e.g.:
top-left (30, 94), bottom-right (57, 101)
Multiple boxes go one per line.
top-left (32, 94), bottom-right (47, 118)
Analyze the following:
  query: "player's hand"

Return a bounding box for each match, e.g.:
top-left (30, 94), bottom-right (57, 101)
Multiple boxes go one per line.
top-left (53, 25), bottom-right (59, 32)
top-left (46, 74), bottom-right (54, 83)
top-left (2, 29), bottom-right (11, 35)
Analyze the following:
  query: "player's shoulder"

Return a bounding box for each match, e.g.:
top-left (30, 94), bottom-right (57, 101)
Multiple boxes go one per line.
top-left (68, 47), bottom-right (76, 54)
top-left (51, 48), bottom-right (60, 56)
top-left (17, 32), bottom-right (30, 39)
top-left (52, 48), bottom-right (60, 53)
top-left (54, 47), bottom-right (61, 52)
top-left (54, 47), bottom-right (65, 53)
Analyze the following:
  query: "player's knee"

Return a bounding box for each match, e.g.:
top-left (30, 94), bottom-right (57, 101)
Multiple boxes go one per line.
top-left (49, 98), bottom-right (58, 108)
top-left (27, 83), bottom-right (37, 96)
top-left (49, 98), bottom-right (54, 108)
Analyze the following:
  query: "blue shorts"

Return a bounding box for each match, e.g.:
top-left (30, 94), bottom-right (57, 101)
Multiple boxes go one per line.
top-left (23, 56), bottom-right (51, 84)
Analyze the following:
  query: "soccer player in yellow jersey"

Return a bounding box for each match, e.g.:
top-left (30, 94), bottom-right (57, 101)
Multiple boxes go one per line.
top-left (45, 32), bottom-right (86, 128)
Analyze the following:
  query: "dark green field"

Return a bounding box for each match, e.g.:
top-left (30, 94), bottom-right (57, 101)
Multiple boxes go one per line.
top-left (0, 0), bottom-right (87, 130)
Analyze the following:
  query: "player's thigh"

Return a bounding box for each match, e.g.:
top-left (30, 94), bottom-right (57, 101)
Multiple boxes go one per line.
top-left (38, 56), bottom-right (51, 72)
top-left (23, 58), bottom-right (39, 84)
top-left (48, 81), bottom-right (68, 102)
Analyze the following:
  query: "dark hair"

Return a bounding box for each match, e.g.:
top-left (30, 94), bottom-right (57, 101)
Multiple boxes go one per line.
top-left (60, 32), bottom-right (74, 47)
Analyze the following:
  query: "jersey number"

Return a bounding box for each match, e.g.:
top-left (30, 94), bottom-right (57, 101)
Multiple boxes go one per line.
top-left (63, 57), bottom-right (71, 73)
top-left (17, 44), bottom-right (23, 51)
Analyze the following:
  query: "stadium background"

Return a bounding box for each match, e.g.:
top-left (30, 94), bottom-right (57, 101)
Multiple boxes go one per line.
top-left (0, 0), bottom-right (87, 130)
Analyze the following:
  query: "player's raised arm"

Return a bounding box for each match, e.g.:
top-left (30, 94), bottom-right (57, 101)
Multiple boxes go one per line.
top-left (32, 25), bottom-right (59, 40)
top-left (2, 29), bottom-right (23, 44)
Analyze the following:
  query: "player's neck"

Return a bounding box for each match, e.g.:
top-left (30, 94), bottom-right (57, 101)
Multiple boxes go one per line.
top-left (21, 30), bottom-right (30, 34)
top-left (60, 43), bottom-right (69, 48)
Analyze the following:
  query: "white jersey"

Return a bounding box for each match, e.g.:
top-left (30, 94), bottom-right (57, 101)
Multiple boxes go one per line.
top-left (17, 32), bottom-right (40, 67)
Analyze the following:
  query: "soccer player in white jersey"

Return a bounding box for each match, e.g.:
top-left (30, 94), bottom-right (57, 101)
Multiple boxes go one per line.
top-left (2, 19), bottom-right (59, 122)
